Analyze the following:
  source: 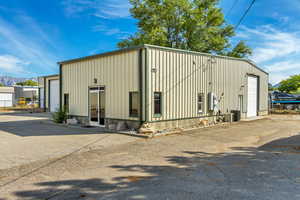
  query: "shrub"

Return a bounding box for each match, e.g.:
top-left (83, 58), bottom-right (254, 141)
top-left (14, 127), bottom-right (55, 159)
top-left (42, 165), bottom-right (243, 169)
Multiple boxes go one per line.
top-left (52, 108), bottom-right (68, 123)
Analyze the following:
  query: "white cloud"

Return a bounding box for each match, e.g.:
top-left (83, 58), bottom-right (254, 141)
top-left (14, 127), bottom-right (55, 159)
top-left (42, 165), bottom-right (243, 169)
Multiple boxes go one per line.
top-left (0, 15), bottom-right (59, 76)
top-left (0, 55), bottom-right (29, 75)
top-left (238, 25), bottom-right (300, 84)
top-left (272, 12), bottom-right (289, 23)
top-left (63, 0), bottom-right (131, 19)
top-left (241, 26), bottom-right (300, 63)
top-left (264, 60), bottom-right (300, 84)
top-left (92, 24), bottom-right (130, 39)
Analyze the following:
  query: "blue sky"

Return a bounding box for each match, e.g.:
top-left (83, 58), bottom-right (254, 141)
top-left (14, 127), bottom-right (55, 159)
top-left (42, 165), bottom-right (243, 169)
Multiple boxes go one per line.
top-left (0, 0), bottom-right (299, 84)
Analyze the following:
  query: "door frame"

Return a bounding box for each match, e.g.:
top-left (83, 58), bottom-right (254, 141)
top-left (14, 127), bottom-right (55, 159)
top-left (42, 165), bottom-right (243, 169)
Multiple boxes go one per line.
top-left (88, 86), bottom-right (105, 127)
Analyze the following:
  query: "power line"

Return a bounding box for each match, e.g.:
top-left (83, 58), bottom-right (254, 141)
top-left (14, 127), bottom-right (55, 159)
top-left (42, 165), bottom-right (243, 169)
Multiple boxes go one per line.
top-left (235, 0), bottom-right (257, 30)
top-left (225, 0), bottom-right (240, 18)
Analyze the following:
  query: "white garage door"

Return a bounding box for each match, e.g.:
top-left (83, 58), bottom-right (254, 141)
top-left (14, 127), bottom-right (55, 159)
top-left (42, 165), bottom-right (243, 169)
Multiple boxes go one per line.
top-left (0, 93), bottom-right (13, 107)
top-left (40, 88), bottom-right (44, 108)
top-left (49, 80), bottom-right (59, 112)
top-left (247, 76), bottom-right (258, 118)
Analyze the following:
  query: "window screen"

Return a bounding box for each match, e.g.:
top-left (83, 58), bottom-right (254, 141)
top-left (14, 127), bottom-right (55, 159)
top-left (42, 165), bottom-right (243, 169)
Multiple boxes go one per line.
top-left (64, 93), bottom-right (69, 112)
top-left (154, 92), bottom-right (162, 116)
top-left (129, 92), bottom-right (139, 117)
top-left (198, 93), bottom-right (204, 113)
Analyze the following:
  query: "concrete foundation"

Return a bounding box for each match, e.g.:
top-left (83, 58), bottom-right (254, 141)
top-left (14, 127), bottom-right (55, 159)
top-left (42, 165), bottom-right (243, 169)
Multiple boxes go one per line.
top-left (69, 115), bottom-right (89, 125)
top-left (105, 119), bottom-right (141, 131)
top-left (145, 115), bottom-right (225, 133)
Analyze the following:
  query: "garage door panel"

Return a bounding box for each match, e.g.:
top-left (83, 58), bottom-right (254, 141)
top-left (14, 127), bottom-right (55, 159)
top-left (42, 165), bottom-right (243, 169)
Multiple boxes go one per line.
top-left (49, 80), bottom-right (59, 112)
top-left (247, 76), bottom-right (258, 118)
top-left (0, 93), bottom-right (13, 107)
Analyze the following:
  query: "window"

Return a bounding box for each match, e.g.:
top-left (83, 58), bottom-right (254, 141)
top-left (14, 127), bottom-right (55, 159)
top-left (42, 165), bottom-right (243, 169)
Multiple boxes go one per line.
top-left (64, 93), bottom-right (69, 112)
top-left (154, 92), bottom-right (162, 116)
top-left (129, 92), bottom-right (139, 117)
top-left (197, 93), bottom-right (204, 113)
top-left (238, 95), bottom-right (245, 113)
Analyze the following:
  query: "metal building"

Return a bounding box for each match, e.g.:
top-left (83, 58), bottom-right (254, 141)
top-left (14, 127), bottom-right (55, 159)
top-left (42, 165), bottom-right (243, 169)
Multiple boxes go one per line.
top-left (38, 74), bottom-right (60, 112)
top-left (58, 45), bottom-right (268, 130)
top-left (0, 87), bottom-right (14, 107)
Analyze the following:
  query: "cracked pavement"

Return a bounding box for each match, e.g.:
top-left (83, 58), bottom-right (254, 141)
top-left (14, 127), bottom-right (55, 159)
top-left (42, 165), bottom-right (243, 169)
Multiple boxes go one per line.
top-left (1, 114), bottom-right (300, 199)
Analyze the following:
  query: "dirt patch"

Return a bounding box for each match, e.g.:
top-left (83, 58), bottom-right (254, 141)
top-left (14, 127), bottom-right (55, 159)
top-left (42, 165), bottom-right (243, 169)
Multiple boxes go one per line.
top-left (125, 176), bottom-right (149, 182)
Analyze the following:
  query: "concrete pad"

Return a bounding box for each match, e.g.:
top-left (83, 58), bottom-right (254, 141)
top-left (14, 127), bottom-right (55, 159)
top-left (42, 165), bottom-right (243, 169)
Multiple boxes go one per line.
top-left (0, 113), bottom-right (139, 170)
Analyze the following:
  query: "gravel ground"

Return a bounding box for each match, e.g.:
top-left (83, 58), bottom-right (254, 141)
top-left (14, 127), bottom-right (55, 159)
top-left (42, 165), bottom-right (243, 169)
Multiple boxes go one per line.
top-left (1, 114), bottom-right (300, 200)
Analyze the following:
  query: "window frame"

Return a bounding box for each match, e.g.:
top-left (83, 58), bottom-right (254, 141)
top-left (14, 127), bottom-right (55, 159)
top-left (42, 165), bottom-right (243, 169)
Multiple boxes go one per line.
top-left (129, 92), bottom-right (139, 118)
top-left (64, 93), bottom-right (69, 112)
top-left (197, 93), bottom-right (204, 114)
top-left (153, 92), bottom-right (162, 117)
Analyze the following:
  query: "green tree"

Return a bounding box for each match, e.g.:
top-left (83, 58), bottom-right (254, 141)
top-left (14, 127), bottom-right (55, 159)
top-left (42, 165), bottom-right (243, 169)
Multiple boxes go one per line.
top-left (0, 83), bottom-right (4, 87)
top-left (118, 0), bottom-right (252, 58)
top-left (16, 80), bottom-right (38, 86)
top-left (278, 75), bottom-right (300, 93)
top-left (268, 83), bottom-right (274, 91)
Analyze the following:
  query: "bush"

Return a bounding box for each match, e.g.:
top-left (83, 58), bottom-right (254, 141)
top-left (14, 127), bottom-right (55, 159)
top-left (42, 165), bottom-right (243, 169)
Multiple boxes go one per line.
top-left (52, 108), bottom-right (68, 123)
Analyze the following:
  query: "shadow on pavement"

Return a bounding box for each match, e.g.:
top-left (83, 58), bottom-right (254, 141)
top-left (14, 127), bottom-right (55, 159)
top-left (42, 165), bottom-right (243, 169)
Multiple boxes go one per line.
top-left (10, 134), bottom-right (300, 200)
top-left (0, 120), bottom-right (106, 137)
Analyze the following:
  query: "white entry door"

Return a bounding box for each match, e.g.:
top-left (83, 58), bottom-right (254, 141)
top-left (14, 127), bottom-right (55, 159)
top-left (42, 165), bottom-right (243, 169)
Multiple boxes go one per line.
top-left (49, 80), bottom-right (59, 112)
top-left (247, 76), bottom-right (258, 118)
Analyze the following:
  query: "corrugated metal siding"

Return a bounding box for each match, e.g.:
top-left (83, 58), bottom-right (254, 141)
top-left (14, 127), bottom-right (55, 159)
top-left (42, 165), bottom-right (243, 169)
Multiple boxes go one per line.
top-left (146, 47), bottom-right (268, 121)
top-left (61, 50), bottom-right (140, 120)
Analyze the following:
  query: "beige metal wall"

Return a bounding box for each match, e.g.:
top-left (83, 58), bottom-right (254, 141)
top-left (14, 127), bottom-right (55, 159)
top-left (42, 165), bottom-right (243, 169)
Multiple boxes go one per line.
top-left (61, 50), bottom-right (140, 120)
top-left (145, 46), bottom-right (268, 122)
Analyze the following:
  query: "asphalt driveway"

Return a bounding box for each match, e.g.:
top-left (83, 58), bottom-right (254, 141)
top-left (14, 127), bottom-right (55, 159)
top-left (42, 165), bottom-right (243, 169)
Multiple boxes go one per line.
top-left (0, 112), bottom-right (138, 170)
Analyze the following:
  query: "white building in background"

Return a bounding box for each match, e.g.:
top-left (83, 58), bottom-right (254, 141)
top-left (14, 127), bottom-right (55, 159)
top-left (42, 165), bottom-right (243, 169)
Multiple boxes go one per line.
top-left (38, 74), bottom-right (60, 112)
top-left (0, 87), bottom-right (14, 107)
top-left (14, 86), bottom-right (39, 104)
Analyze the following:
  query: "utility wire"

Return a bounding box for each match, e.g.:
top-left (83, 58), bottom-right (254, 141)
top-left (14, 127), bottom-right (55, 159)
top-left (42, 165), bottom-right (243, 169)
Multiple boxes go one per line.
top-left (225, 0), bottom-right (240, 18)
top-left (235, 0), bottom-right (257, 30)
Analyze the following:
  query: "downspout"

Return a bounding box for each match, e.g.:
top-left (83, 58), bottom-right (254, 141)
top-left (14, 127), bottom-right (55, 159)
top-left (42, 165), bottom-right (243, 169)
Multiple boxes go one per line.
top-left (43, 77), bottom-right (46, 112)
top-left (145, 46), bottom-right (148, 123)
top-left (59, 64), bottom-right (63, 111)
top-left (138, 48), bottom-right (144, 125)
top-left (139, 46), bottom-right (149, 125)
